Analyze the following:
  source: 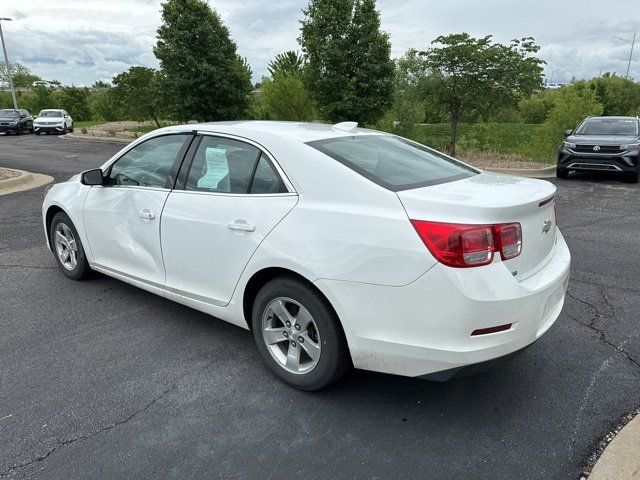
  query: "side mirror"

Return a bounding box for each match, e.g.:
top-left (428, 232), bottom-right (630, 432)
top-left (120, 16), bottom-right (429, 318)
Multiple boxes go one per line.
top-left (81, 168), bottom-right (104, 186)
top-left (564, 129), bottom-right (573, 137)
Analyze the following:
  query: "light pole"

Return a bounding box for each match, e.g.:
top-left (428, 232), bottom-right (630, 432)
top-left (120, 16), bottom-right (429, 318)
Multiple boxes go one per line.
top-left (549, 68), bottom-right (560, 85)
top-left (0, 17), bottom-right (18, 110)
top-left (613, 33), bottom-right (636, 78)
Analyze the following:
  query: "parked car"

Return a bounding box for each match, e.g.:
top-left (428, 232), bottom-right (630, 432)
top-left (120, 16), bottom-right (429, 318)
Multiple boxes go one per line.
top-left (33, 109), bottom-right (74, 135)
top-left (0, 109), bottom-right (34, 135)
top-left (32, 80), bottom-right (60, 90)
top-left (557, 116), bottom-right (640, 183)
top-left (42, 121), bottom-right (570, 390)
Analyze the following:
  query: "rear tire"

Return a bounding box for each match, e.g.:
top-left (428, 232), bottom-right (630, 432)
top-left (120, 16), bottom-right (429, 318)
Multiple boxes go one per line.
top-left (251, 276), bottom-right (350, 391)
top-left (50, 211), bottom-right (92, 280)
top-left (556, 167), bottom-right (569, 179)
top-left (69, 123), bottom-right (74, 133)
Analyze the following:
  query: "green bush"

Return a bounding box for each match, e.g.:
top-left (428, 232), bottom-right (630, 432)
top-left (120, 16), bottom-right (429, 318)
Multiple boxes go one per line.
top-left (524, 84), bottom-right (604, 162)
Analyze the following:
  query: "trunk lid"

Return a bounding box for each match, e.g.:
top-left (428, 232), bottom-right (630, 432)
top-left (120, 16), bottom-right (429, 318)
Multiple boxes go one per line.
top-left (397, 172), bottom-right (557, 280)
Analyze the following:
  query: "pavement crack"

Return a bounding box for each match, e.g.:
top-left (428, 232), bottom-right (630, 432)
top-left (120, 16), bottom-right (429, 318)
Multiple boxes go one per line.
top-left (0, 384), bottom-right (178, 478)
top-left (567, 288), bottom-right (640, 370)
top-left (0, 355), bottom-right (219, 478)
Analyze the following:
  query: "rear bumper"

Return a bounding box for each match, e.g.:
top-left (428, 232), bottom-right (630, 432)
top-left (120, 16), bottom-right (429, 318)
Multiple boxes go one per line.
top-left (315, 229), bottom-right (571, 379)
top-left (558, 150), bottom-right (639, 174)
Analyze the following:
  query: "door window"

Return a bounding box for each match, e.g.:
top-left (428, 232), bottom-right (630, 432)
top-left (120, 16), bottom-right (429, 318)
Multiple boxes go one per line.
top-left (107, 135), bottom-right (187, 188)
top-left (185, 136), bottom-right (286, 194)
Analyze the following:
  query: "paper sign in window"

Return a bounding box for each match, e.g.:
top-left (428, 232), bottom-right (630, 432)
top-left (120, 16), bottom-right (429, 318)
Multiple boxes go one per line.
top-left (198, 147), bottom-right (230, 191)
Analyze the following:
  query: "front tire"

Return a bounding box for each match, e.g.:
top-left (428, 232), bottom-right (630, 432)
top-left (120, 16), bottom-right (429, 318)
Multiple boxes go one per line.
top-left (252, 277), bottom-right (350, 391)
top-left (50, 211), bottom-right (92, 280)
top-left (61, 125), bottom-right (67, 135)
top-left (556, 167), bottom-right (569, 179)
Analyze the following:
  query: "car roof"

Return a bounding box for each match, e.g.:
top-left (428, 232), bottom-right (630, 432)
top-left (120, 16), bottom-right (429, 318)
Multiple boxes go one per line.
top-left (167, 121), bottom-right (386, 143)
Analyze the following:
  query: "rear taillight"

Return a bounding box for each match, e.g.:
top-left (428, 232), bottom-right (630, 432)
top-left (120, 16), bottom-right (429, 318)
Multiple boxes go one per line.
top-left (410, 220), bottom-right (522, 268)
top-left (495, 223), bottom-right (522, 260)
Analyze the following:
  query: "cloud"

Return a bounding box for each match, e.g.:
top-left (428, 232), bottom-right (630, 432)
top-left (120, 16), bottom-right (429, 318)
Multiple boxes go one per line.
top-left (0, 0), bottom-right (639, 86)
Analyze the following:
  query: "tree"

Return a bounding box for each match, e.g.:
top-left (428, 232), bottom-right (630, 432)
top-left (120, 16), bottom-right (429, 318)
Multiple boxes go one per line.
top-left (92, 80), bottom-right (111, 89)
top-left (420, 34), bottom-right (544, 155)
top-left (268, 51), bottom-right (304, 78)
top-left (90, 89), bottom-right (122, 122)
top-left (19, 86), bottom-right (54, 114)
top-left (0, 62), bottom-right (40, 88)
top-left (299, 0), bottom-right (394, 125)
top-left (527, 84), bottom-right (603, 161)
top-left (587, 75), bottom-right (640, 116)
top-left (53, 87), bottom-right (92, 121)
top-left (519, 89), bottom-right (559, 124)
top-left (112, 67), bottom-right (162, 127)
top-left (260, 76), bottom-right (316, 121)
top-left (154, 0), bottom-right (253, 121)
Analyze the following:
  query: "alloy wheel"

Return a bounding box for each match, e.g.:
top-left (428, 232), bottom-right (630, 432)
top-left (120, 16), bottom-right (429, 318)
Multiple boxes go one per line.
top-left (53, 222), bottom-right (78, 270)
top-left (261, 297), bottom-right (321, 374)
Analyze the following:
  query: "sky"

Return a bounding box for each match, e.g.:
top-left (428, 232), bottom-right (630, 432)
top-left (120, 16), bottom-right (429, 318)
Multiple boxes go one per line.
top-left (1, 0), bottom-right (640, 87)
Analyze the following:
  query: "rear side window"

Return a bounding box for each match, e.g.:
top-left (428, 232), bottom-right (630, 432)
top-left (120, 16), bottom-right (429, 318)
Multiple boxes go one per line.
top-left (307, 135), bottom-right (477, 191)
top-left (185, 136), bottom-right (287, 194)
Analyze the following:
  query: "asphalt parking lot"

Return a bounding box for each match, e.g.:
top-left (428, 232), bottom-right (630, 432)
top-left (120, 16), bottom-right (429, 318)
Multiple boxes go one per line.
top-left (0, 134), bottom-right (639, 480)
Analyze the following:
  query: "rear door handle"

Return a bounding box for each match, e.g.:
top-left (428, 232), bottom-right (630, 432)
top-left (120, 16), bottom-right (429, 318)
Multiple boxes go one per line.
top-left (227, 220), bottom-right (256, 232)
top-left (138, 209), bottom-right (156, 220)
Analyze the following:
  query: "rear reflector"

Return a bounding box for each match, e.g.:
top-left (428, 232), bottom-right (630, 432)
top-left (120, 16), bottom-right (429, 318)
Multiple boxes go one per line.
top-left (410, 220), bottom-right (522, 268)
top-left (471, 324), bottom-right (512, 336)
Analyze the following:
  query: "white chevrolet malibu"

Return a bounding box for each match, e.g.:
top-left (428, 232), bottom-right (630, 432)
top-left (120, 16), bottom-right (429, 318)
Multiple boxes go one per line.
top-left (42, 121), bottom-right (570, 390)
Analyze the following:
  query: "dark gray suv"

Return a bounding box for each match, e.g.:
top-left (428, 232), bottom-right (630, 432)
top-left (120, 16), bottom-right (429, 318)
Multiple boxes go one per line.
top-left (557, 116), bottom-right (639, 183)
top-left (0, 109), bottom-right (34, 135)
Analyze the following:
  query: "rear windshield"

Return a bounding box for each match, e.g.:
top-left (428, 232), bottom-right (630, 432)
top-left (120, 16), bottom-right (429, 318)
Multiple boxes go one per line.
top-left (575, 118), bottom-right (639, 136)
top-left (307, 135), bottom-right (477, 191)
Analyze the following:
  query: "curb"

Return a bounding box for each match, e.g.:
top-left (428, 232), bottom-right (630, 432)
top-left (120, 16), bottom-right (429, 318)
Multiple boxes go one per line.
top-left (484, 165), bottom-right (556, 178)
top-left (588, 414), bottom-right (640, 480)
top-left (0, 168), bottom-right (53, 196)
top-left (62, 133), bottom-right (133, 144)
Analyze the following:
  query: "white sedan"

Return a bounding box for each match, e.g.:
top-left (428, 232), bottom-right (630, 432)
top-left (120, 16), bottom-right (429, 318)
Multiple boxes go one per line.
top-left (42, 121), bottom-right (570, 390)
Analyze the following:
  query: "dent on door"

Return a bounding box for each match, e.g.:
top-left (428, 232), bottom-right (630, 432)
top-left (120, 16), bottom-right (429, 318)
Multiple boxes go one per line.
top-left (83, 186), bottom-right (170, 285)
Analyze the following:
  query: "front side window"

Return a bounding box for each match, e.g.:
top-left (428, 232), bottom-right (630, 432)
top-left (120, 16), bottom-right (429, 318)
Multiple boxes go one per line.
top-left (107, 134), bottom-right (187, 188)
top-left (185, 136), bottom-right (286, 194)
top-left (308, 135), bottom-right (477, 191)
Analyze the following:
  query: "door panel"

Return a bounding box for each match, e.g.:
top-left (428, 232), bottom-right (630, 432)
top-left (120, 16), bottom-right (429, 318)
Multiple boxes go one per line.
top-left (161, 192), bottom-right (297, 305)
top-left (83, 187), bottom-right (169, 285)
top-left (82, 134), bottom-right (190, 285)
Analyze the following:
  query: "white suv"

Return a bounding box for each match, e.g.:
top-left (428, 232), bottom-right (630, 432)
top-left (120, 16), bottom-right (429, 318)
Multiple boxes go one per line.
top-left (34, 109), bottom-right (74, 135)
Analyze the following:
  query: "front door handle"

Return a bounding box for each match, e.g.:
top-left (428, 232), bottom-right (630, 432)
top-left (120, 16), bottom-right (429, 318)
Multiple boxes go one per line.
top-left (138, 209), bottom-right (156, 220)
top-left (227, 220), bottom-right (255, 232)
